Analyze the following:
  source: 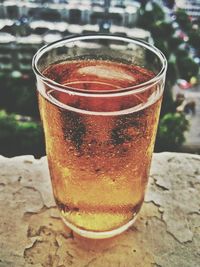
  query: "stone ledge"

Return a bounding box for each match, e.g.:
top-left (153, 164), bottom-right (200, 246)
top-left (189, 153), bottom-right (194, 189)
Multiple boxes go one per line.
top-left (0, 152), bottom-right (199, 267)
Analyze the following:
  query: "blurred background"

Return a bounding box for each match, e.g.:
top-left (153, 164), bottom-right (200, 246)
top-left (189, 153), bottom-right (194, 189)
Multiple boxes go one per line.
top-left (0, 0), bottom-right (199, 158)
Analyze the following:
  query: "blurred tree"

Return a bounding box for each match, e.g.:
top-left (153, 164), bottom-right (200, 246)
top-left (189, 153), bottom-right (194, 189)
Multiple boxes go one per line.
top-left (139, 0), bottom-right (149, 9)
top-left (168, 36), bottom-right (182, 51)
top-left (177, 55), bottom-right (199, 81)
top-left (155, 113), bottom-right (189, 151)
top-left (0, 72), bottom-right (39, 118)
top-left (166, 54), bottom-right (178, 86)
top-left (151, 21), bottom-right (174, 40)
top-left (160, 81), bottom-right (176, 117)
top-left (16, 120), bottom-right (45, 157)
top-left (164, 0), bottom-right (175, 9)
top-left (176, 9), bottom-right (192, 33)
top-left (0, 111), bottom-right (19, 156)
top-left (189, 28), bottom-right (200, 56)
top-left (137, 1), bottom-right (198, 151)
top-left (153, 39), bottom-right (170, 59)
top-left (0, 110), bottom-right (45, 158)
top-left (176, 47), bottom-right (188, 58)
top-left (138, 2), bottom-right (165, 30)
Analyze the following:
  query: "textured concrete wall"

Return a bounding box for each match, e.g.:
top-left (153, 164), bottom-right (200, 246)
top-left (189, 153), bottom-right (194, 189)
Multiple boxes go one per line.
top-left (0, 152), bottom-right (199, 267)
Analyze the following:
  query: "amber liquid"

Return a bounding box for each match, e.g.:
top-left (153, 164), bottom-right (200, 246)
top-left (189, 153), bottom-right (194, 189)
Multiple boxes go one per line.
top-left (38, 59), bottom-right (162, 235)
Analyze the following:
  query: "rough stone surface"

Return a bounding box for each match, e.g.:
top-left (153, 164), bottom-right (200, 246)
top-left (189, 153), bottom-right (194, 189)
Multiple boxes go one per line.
top-left (0, 152), bottom-right (199, 267)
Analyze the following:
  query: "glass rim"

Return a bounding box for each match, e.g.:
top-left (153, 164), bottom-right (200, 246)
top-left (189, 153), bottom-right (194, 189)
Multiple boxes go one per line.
top-left (32, 34), bottom-right (167, 97)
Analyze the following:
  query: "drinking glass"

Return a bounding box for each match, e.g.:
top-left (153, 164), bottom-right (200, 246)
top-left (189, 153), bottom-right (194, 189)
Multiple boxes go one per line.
top-left (33, 34), bottom-right (167, 239)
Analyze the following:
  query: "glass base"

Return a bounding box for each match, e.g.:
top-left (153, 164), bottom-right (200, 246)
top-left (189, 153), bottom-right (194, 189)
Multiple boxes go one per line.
top-left (61, 213), bottom-right (138, 239)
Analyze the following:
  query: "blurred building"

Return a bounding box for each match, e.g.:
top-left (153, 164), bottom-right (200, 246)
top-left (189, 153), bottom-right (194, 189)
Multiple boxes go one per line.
top-left (176, 0), bottom-right (200, 21)
top-left (0, 0), bottom-right (151, 73)
top-left (0, 0), bottom-right (140, 26)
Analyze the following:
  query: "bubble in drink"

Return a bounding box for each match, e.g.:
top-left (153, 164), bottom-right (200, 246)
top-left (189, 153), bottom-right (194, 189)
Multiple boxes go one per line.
top-left (39, 59), bottom-right (162, 233)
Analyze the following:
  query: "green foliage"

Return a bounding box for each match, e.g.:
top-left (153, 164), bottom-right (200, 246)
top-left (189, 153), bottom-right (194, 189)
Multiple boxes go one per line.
top-left (0, 72), bottom-right (39, 118)
top-left (176, 9), bottom-right (192, 33)
top-left (138, 3), bottom-right (165, 30)
top-left (189, 28), bottom-right (200, 55)
top-left (177, 56), bottom-right (199, 81)
top-left (160, 82), bottom-right (176, 117)
top-left (154, 39), bottom-right (171, 60)
top-left (0, 110), bottom-right (45, 157)
top-left (138, 3), bottom-right (199, 83)
top-left (155, 113), bottom-right (189, 152)
top-left (168, 36), bottom-right (182, 51)
top-left (140, 0), bottom-right (148, 9)
top-left (164, 0), bottom-right (175, 9)
top-left (176, 48), bottom-right (188, 58)
top-left (166, 55), bottom-right (178, 86)
top-left (137, 2), bottom-right (200, 151)
top-left (151, 21), bottom-right (174, 39)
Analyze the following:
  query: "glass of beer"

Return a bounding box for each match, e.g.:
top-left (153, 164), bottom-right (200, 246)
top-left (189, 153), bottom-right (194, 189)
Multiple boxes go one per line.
top-left (33, 35), bottom-right (167, 239)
